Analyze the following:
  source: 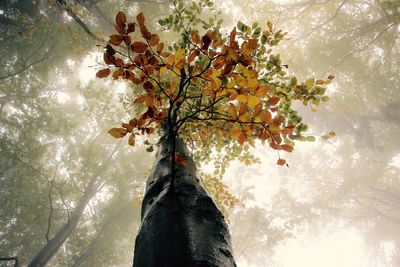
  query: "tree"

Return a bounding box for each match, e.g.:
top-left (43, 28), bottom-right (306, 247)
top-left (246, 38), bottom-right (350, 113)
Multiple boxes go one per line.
top-left (96, 0), bottom-right (332, 265)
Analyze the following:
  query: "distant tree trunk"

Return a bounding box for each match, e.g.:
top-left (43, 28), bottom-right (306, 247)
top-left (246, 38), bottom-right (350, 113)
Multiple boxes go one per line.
top-left (27, 177), bottom-right (98, 267)
top-left (133, 126), bottom-right (237, 267)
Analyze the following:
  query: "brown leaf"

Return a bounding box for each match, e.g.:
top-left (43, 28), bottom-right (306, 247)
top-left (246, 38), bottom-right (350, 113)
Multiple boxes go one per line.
top-left (280, 144), bottom-right (294, 152)
top-left (202, 34), bottom-right (211, 50)
top-left (229, 27), bottom-right (236, 44)
top-left (149, 34), bottom-right (160, 46)
top-left (131, 41), bottom-right (148, 53)
top-left (96, 68), bottom-right (110, 78)
top-left (116, 11), bottom-right (126, 27)
top-left (157, 42), bottom-right (164, 54)
top-left (112, 69), bottom-right (124, 79)
top-left (127, 23), bottom-right (135, 33)
top-left (103, 53), bottom-right (115, 65)
top-left (108, 127), bottom-right (127, 138)
top-left (136, 12), bottom-right (145, 25)
top-left (109, 34), bottom-right (124, 45)
top-left (128, 134), bottom-right (135, 146)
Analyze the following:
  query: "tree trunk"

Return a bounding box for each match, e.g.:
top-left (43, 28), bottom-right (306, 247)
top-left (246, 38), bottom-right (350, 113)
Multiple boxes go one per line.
top-left (27, 177), bottom-right (97, 267)
top-left (133, 127), bottom-right (236, 267)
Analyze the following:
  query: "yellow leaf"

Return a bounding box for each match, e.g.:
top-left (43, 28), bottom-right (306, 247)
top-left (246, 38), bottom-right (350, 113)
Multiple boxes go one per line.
top-left (108, 128), bottom-right (127, 138)
top-left (174, 48), bottom-right (185, 62)
top-left (227, 104), bottom-right (237, 118)
top-left (160, 66), bottom-right (168, 74)
top-left (247, 95), bottom-right (260, 108)
top-left (255, 85), bottom-right (269, 96)
top-left (237, 94), bottom-right (248, 103)
top-left (247, 79), bottom-right (258, 88)
top-left (305, 78), bottom-right (315, 88)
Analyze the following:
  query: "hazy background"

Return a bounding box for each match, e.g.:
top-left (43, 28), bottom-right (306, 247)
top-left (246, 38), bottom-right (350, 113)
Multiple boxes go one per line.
top-left (1, 0), bottom-right (399, 266)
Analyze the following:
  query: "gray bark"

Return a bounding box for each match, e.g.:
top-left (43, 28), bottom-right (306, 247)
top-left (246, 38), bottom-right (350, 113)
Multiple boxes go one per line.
top-left (133, 127), bottom-right (236, 267)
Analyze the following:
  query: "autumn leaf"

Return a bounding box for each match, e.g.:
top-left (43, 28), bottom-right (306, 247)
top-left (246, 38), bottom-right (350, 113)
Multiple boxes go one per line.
top-left (280, 144), bottom-right (294, 152)
top-left (109, 35), bottom-right (124, 45)
top-left (108, 128), bottom-right (128, 138)
top-left (247, 95), bottom-right (260, 108)
top-left (131, 41), bottom-right (148, 53)
top-left (229, 27), bottom-right (236, 44)
top-left (128, 134), bottom-right (135, 146)
top-left (115, 11), bottom-right (126, 27)
top-left (137, 12), bottom-right (145, 25)
top-left (267, 96), bottom-right (280, 105)
top-left (96, 68), bottom-right (111, 78)
top-left (149, 34), bottom-right (160, 46)
top-left (277, 159), bottom-right (286, 166)
top-left (127, 23), bottom-right (135, 33)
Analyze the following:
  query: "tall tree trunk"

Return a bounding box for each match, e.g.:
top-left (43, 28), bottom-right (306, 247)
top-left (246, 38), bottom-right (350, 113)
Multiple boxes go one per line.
top-left (27, 177), bottom-right (97, 267)
top-left (133, 127), bottom-right (237, 267)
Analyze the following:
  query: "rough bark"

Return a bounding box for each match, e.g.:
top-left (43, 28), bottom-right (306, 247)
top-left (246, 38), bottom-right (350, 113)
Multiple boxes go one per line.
top-left (133, 127), bottom-right (236, 267)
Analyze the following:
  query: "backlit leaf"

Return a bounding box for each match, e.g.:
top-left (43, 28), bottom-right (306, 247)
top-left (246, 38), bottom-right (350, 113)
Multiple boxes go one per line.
top-left (108, 128), bottom-right (128, 138)
top-left (96, 68), bottom-right (110, 78)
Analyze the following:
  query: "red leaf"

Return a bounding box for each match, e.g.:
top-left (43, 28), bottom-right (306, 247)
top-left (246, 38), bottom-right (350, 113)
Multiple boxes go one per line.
top-left (109, 35), bottom-right (124, 45)
top-left (115, 11), bottom-right (126, 27)
top-left (136, 12), bottom-right (145, 25)
top-left (277, 159), bottom-right (286, 166)
top-left (229, 27), bottom-right (236, 44)
top-left (267, 96), bottom-right (280, 105)
top-left (131, 41), bottom-right (148, 53)
top-left (96, 68), bottom-right (110, 78)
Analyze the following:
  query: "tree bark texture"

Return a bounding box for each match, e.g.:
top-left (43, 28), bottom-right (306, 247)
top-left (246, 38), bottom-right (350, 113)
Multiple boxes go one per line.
top-left (133, 128), bottom-right (237, 267)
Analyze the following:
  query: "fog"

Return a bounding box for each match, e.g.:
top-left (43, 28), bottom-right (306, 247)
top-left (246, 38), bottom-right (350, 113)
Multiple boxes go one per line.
top-left (1, 0), bottom-right (399, 266)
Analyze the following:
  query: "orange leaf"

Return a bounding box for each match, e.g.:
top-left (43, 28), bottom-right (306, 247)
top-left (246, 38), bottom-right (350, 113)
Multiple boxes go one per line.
top-left (277, 159), bottom-right (286, 166)
top-left (188, 50), bottom-right (199, 63)
top-left (145, 97), bottom-right (154, 107)
top-left (238, 133), bottom-right (247, 145)
top-left (230, 128), bottom-right (242, 138)
top-left (131, 41), bottom-right (148, 53)
top-left (115, 11), bottom-right (126, 27)
top-left (134, 95), bottom-right (149, 103)
top-left (259, 110), bottom-right (271, 123)
top-left (137, 12), bottom-right (145, 25)
top-left (112, 69), bottom-right (124, 79)
top-left (191, 30), bottom-right (201, 44)
top-left (96, 68), bottom-right (110, 78)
